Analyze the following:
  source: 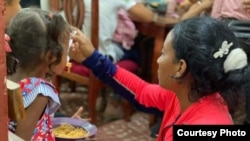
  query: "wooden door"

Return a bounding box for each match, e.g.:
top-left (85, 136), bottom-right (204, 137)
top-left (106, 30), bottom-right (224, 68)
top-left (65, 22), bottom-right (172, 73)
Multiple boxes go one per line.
top-left (0, 0), bottom-right (8, 140)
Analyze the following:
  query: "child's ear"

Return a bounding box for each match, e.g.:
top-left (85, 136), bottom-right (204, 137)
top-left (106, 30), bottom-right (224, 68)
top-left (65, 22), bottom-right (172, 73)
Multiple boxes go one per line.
top-left (50, 56), bottom-right (57, 63)
top-left (44, 51), bottom-right (57, 64)
top-left (3, 2), bottom-right (7, 16)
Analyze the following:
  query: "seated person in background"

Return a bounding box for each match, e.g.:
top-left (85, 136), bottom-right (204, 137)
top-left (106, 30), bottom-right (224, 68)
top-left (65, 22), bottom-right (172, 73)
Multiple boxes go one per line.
top-left (211, 0), bottom-right (250, 22)
top-left (70, 0), bottom-right (178, 76)
top-left (69, 16), bottom-right (250, 141)
top-left (180, 0), bottom-right (250, 23)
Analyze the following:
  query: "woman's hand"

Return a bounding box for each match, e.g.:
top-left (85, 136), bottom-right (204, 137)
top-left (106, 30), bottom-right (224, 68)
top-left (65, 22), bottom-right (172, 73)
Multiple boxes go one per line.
top-left (243, 0), bottom-right (250, 12)
top-left (68, 29), bottom-right (95, 63)
top-left (199, 0), bottom-right (214, 10)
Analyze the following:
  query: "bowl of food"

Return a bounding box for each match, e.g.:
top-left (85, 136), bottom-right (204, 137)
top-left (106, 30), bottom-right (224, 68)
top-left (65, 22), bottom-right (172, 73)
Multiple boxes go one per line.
top-left (52, 117), bottom-right (97, 141)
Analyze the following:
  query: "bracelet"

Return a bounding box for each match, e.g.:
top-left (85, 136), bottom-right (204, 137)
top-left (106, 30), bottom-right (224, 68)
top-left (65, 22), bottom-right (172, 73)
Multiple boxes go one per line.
top-left (153, 13), bottom-right (159, 23)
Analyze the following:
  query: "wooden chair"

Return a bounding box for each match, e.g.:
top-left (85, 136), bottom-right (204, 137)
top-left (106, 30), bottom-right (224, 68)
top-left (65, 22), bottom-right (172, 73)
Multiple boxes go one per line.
top-left (51, 0), bottom-right (102, 124)
top-left (52, 0), bottom-right (134, 124)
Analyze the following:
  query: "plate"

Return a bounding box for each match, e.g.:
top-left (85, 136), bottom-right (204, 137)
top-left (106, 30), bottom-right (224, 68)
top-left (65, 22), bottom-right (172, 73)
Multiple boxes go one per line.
top-left (52, 117), bottom-right (97, 141)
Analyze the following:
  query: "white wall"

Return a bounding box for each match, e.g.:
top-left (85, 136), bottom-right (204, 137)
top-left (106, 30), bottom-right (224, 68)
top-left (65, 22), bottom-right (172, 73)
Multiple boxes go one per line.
top-left (40, 0), bottom-right (50, 11)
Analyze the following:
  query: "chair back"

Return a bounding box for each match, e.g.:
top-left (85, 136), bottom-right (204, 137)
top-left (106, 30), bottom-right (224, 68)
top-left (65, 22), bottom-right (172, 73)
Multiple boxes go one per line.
top-left (228, 20), bottom-right (250, 45)
top-left (63, 0), bottom-right (85, 29)
top-left (51, 0), bottom-right (101, 124)
top-left (63, 0), bottom-right (99, 48)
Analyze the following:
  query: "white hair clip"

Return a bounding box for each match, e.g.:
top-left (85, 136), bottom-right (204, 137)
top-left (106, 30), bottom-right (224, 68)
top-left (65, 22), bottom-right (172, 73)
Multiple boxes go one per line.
top-left (223, 48), bottom-right (248, 73)
top-left (213, 41), bottom-right (233, 59)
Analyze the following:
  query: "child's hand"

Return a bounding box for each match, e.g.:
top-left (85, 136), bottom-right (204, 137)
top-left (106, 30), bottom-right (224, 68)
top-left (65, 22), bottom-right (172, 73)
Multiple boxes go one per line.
top-left (68, 29), bottom-right (95, 63)
top-left (199, 0), bottom-right (214, 10)
top-left (243, 0), bottom-right (250, 12)
top-left (71, 106), bottom-right (91, 121)
top-left (179, 0), bottom-right (192, 10)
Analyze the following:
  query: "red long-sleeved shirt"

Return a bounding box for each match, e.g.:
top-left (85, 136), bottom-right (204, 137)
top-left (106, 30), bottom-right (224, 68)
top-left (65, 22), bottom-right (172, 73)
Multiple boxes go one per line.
top-left (84, 51), bottom-right (233, 141)
top-left (114, 67), bottom-right (233, 141)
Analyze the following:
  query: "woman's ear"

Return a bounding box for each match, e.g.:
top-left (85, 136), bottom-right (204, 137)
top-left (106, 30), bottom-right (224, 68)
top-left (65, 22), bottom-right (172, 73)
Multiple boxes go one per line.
top-left (175, 59), bottom-right (187, 78)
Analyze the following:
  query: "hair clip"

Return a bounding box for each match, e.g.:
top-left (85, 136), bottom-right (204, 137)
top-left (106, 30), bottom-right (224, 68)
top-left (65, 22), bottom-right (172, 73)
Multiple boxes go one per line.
top-left (213, 41), bottom-right (233, 59)
top-left (223, 48), bottom-right (248, 73)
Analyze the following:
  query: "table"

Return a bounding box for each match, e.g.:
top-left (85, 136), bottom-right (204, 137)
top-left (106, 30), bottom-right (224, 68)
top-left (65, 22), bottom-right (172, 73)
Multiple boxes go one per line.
top-left (135, 22), bottom-right (175, 84)
top-left (135, 21), bottom-right (177, 127)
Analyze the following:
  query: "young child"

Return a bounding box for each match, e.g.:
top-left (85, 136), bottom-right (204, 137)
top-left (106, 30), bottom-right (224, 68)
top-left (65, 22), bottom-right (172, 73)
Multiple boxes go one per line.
top-left (6, 8), bottom-right (72, 140)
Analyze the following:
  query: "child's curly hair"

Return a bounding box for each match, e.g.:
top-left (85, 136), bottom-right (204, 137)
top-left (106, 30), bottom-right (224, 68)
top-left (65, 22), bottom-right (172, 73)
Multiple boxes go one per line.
top-left (6, 8), bottom-right (71, 75)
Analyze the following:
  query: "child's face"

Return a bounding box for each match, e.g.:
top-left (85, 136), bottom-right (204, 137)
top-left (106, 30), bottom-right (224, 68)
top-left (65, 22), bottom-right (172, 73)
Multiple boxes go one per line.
top-left (4, 0), bottom-right (21, 26)
top-left (51, 34), bottom-right (70, 75)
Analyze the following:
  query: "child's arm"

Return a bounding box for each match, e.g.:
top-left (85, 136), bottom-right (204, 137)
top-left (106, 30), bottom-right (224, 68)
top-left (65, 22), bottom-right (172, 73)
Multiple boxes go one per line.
top-left (15, 95), bottom-right (49, 141)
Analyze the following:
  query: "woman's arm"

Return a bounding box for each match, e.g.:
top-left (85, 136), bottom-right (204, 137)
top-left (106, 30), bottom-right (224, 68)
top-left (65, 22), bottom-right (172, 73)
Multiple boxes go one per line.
top-left (127, 3), bottom-right (155, 23)
top-left (69, 31), bottom-right (164, 115)
top-left (128, 3), bottom-right (179, 25)
top-left (15, 95), bottom-right (48, 140)
top-left (83, 51), bottom-right (165, 113)
top-left (180, 0), bottom-right (214, 21)
top-left (243, 0), bottom-right (250, 12)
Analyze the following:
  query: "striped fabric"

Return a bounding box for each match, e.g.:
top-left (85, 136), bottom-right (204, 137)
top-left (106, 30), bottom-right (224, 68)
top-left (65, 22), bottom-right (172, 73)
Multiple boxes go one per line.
top-left (211, 0), bottom-right (250, 20)
top-left (21, 78), bottom-right (61, 114)
top-left (9, 77), bottom-right (61, 141)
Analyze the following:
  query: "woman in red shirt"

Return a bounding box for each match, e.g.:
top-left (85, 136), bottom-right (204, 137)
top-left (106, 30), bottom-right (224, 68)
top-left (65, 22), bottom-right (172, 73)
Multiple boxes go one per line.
top-left (69, 17), bottom-right (250, 141)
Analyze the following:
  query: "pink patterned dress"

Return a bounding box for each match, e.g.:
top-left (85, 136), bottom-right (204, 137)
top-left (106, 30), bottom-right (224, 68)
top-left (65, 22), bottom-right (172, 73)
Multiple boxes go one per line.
top-left (9, 77), bottom-right (61, 141)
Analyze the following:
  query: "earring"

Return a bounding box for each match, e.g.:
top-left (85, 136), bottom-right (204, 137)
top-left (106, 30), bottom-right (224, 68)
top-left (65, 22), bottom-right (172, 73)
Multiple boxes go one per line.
top-left (171, 76), bottom-right (179, 79)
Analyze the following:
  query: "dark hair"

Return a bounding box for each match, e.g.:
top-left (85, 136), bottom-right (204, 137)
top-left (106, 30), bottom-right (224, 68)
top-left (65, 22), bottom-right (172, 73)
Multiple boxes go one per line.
top-left (172, 16), bottom-right (250, 112)
top-left (6, 8), bottom-right (71, 75)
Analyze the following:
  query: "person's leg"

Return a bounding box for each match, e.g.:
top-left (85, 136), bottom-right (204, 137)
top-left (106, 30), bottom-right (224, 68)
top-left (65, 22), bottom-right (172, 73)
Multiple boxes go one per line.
top-left (150, 116), bottom-right (162, 138)
top-left (103, 61), bottom-right (138, 123)
top-left (103, 46), bottom-right (141, 122)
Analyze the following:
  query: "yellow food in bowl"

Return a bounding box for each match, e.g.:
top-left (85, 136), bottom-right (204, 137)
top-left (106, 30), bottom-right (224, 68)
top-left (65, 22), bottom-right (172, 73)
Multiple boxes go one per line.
top-left (52, 123), bottom-right (88, 138)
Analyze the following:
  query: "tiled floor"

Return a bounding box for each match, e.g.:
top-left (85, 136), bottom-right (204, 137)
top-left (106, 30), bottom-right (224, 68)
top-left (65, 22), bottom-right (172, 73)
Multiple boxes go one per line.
top-left (58, 81), bottom-right (156, 141)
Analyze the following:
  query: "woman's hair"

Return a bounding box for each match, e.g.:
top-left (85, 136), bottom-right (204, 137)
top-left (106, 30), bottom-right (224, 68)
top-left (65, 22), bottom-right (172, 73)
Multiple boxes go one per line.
top-left (6, 8), bottom-right (71, 75)
top-left (172, 16), bottom-right (250, 112)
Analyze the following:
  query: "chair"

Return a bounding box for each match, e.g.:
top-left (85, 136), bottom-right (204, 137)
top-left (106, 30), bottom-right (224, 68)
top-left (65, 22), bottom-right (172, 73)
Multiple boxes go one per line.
top-left (52, 0), bottom-right (102, 124)
top-left (52, 0), bottom-right (134, 124)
